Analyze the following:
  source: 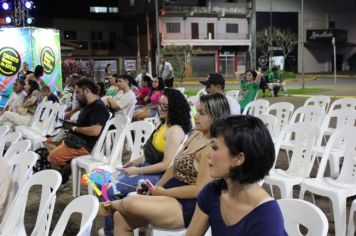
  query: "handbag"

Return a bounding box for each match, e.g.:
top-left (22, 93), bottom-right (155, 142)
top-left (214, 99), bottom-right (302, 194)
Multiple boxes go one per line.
top-left (143, 125), bottom-right (164, 165)
top-left (64, 132), bottom-right (87, 149)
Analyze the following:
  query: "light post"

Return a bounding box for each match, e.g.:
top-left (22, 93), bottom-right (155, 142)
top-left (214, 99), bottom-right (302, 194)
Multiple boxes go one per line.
top-left (301, 0), bottom-right (305, 89)
top-left (154, 0), bottom-right (160, 75)
top-left (332, 36), bottom-right (337, 84)
top-left (2, 0), bottom-right (35, 26)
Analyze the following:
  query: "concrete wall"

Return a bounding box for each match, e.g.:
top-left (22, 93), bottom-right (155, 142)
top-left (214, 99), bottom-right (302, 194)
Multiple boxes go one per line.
top-left (160, 16), bottom-right (249, 40)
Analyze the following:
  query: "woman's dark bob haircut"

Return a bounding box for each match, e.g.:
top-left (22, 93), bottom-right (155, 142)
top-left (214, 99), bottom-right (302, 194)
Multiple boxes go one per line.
top-left (211, 115), bottom-right (275, 184)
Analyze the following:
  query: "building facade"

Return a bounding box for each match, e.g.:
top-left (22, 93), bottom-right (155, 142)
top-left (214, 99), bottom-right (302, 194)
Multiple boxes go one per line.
top-left (160, 0), bottom-right (252, 78)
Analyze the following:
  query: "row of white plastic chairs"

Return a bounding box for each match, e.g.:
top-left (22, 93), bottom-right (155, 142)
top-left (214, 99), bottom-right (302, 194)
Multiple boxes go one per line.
top-left (0, 128), bottom-right (99, 235)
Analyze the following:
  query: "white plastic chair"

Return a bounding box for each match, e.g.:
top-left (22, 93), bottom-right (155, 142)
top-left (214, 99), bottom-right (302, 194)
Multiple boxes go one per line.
top-left (187, 95), bottom-right (199, 106)
top-left (304, 95), bottom-right (330, 113)
top-left (0, 131), bottom-right (22, 156)
top-left (278, 199), bottom-right (328, 236)
top-left (265, 123), bottom-right (321, 199)
top-left (72, 115), bottom-right (130, 197)
top-left (266, 102), bottom-right (294, 141)
top-left (51, 195), bottom-right (99, 236)
top-left (347, 199), bottom-right (356, 236)
top-left (144, 116), bottom-right (161, 129)
top-left (226, 90), bottom-right (240, 101)
top-left (257, 114), bottom-right (277, 136)
top-left (0, 124), bottom-right (9, 140)
top-left (3, 139), bottom-right (31, 163)
top-left (0, 169), bottom-right (62, 236)
top-left (6, 151), bottom-right (39, 203)
top-left (59, 92), bottom-right (72, 105)
top-left (328, 98), bottom-right (356, 113)
top-left (242, 99), bottom-right (269, 116)
top-left (299, 127), bottom-right (356, 236)
top-left (315, 108), bottom-right (356, 178)
top-left (289, 105), bottom-right (325, 126)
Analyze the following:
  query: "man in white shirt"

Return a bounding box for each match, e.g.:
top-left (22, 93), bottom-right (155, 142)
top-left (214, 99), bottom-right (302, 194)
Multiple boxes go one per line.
top-left (135, 67), bottom-right (153, 85)
top-left (106, 74), bottom-right (136, 117)
top-left (200, 73), bottom-right (241, 115)
top-left (159, 58), bottom-right (174, 88)
top-left (0, 79), bottom-right (26, 116)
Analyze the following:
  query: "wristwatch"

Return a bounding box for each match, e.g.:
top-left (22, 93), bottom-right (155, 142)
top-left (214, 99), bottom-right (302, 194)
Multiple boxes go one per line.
top-left (72, 126), bottom-right (77, 132)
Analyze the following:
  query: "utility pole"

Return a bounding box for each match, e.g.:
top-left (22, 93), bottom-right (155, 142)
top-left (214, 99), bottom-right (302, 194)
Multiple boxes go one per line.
top-left (137, 24), bottom-right (141, 73)
top-left (155, 0), bottom-right (160, 75)
top-left (146, 0), bottom-right (152, 74)
top-left (250, 0), bottom-right (256, 69)
top-left (332, 37), bottom-right (337, 84)
top-left (269, 0), bottom-right (273, 70)
top-left (301, 0), bottom-right (305, 89)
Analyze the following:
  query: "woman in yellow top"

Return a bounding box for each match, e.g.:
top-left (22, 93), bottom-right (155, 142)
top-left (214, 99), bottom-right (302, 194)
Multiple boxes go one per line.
top-left (101, 88), bottom-right (192, 236)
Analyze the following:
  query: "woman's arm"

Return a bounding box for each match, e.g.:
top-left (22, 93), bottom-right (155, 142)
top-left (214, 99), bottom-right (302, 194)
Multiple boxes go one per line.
top-left (135, 126), bottom-right (184, 174)
top-left (255, 72), bottom-right (262, 85)
top-left (151, 146), bottom-right (213, 199)
top-left (23, 91), bottom-right (39, 108)
top-left (186, 205), bottom-right (210, 236)
top-left (155, 165), bottom-right (174, 187)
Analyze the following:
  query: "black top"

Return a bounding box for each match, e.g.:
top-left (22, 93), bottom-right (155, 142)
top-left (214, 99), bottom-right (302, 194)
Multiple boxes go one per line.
top-left (76, 99), bottom-right (110, 151)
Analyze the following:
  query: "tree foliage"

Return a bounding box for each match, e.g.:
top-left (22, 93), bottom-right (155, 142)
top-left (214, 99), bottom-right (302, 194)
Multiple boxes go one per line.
top-left (62, 58), bottom-right (95, 81)
top-left (256, 26), bottom-right (298, 64)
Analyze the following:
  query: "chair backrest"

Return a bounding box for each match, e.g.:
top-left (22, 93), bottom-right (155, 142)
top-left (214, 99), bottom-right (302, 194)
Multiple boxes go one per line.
top-left (278, 199), bottom-right (328, 236)
top-left (304, 95), bottom-right (331, 113)
top-left (52, 104), bottom-right (68, 133)
top-left (226, 90), bottom-right (240, 101)
top-left (33, 102), bottom-right (59, 136)
top-left (127, 102), bottom-right (136, 120)
top-left (0, 124), bottom-right (10, 139)
top-left (267, 102), bottom-right (294, 139)
top-left (328, 98), bottom-right (356, 113)
top-left (243, 99), bottom-right (269, 116)
top-left (0, 131), bottom-right (22, 156)
top-left (144, 116), bottom-right (161, 129)
top-left (6, 151), bottom-right (39, 201)
top-left (109, 121), bottom-right (155, 168)
top-left (289, 105), bottom-right (325, 126)
top-left (320, 108), bottom-right (356, 137)
top-left (4, 139), bottom-right (32, 163)
top-left (197, 88), bottom-right (207, 96)
top-left (91, 115), bottom-right (130, 162)
top-left (51, 195), bottom-right (99, 236)
top-left (59, 93), bottom-right (72, 105)
top-left (257, 114), bottom-right (277, 136)
top-left (274, 123), bottom-right (320, 177)
top-left (30, 100), bottom-right (52, 127)
top-left (0, 170), bottom-right (62, 236)
top-left (316, 127), bottom-right (356, 184)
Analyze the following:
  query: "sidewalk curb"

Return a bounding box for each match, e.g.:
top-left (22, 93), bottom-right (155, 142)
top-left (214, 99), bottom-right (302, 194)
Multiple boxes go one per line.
top-left (289, 94), bottom-right (356, 99)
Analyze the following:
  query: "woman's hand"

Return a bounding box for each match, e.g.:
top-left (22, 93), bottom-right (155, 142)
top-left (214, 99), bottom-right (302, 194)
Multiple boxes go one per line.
top-left (144, 96), bottom-right (150, 102)
top-left (123, 160), bottom-right (134, 168)
top-left (149, 186), bottom-right (166, 196)
top-left (123, 166), bottom-right (140, 176)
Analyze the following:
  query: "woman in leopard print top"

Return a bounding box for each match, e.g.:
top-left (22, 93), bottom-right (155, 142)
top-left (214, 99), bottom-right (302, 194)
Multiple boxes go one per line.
top-left (98, 93), bottom-right (231, 234)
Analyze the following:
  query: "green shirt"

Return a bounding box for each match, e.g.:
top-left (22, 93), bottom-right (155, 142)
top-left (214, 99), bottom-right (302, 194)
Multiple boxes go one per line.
top-left (238, 80), bottom-right (259, 109)
top-left (106, 85), bottom-right (118, 97)
top-left (268, 71), bottom-right (282, 83)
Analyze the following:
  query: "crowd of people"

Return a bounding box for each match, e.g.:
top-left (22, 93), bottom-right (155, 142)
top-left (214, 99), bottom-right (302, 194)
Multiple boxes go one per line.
top-left (0, 60), bottom-right (288, 236)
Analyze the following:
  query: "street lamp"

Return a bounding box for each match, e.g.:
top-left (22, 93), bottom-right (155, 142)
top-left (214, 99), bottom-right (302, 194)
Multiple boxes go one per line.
top-left (301, 0), bottom-right (305, 89)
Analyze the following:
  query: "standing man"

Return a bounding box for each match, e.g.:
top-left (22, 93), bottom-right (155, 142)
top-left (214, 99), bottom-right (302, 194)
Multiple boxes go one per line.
top-left (47, 78), bottom-right (110, 183)
top-left (0, 78), bottom-right (26, 116)
top-left (159, 58), bottom-right (174, 88)
top-left (17, 62), bottom-right (30, 79)
top-left (200, 73), bottom-right (241, 114)
top-left (135, 67), bottom-right (153, 85)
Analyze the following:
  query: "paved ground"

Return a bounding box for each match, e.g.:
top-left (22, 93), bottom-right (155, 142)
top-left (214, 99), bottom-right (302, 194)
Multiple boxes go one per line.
top-left (23, 79), bottom-right (356, 235)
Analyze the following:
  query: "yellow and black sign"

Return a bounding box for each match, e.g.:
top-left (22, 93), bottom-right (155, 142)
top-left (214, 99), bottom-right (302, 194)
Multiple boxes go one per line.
top-left (0, 47), bottom-right (21, 76)
top-left (40, 47), bottom-right (55, 74)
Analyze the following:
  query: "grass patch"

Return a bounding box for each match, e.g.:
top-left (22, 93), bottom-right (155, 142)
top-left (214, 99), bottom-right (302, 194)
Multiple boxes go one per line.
top-left (185, 88), bottom-right (201, 96)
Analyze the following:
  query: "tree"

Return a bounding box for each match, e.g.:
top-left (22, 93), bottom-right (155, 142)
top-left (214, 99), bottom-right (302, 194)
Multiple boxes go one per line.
top-left (256, 26), bottom-right (298, 70)
top-left (160, 45), bottom-right (200, 85)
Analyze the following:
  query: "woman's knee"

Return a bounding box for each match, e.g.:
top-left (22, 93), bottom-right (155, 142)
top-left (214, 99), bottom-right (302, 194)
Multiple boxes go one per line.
top-left (120, 195), bottom-right (141, 214)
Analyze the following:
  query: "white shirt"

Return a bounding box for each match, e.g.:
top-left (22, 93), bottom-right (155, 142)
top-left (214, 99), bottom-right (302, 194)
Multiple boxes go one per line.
top-left (5, 90), bottom-right (26, 112)
top-left (226, 95), bottom-right (241, 115)
top-left (113, 90), bottom-right (136, 117)
top-left (159, 62), bottom-right (174, 80)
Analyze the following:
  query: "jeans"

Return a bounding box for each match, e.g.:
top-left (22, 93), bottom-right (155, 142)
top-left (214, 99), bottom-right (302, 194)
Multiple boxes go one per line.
top-left (104, 162), bottom-right (163, 236)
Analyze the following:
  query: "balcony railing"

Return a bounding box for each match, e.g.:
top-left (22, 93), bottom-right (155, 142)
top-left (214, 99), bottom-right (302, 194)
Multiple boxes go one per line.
top-left (162, 33), bottom-right (250, 41)
top-left (162, 5), bottom-right (249, 16)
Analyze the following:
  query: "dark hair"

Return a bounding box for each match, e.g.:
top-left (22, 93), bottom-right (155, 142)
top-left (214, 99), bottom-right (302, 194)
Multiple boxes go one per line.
top-left (245, 69), bottom-right (257, 79)
top-left (153, 77), bottom-right (165, 92)
top-left (42, 85), bottom-right (51, 93)
top-left (96, 81), bottom-right (106, 97)
top-left (34, 65), bottom-right (44, 78)
top-left (211, 115), bottom-right (275, 187)
top-left (26, 80), bottom-right (40, 98)
top-left (163, 88), bottom-right (192, 134)
top-left (15, 78), bottom-right (25, 87)
top-left (142, 75), bottom-right (152, 88)
top-left (199, 93), bottom-right (230, 124)
top-left (272, 66), bottom-right (278, 72)
top-left (75, 78), bottom-right (98, 95)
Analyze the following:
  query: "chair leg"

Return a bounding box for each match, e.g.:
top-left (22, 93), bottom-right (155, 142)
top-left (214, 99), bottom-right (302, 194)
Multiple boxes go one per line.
top-left (71, 160), bottom-right (77, 197)
top-left (298, 186), bottom-right (306, 200)
top-left (331, 196), bottom-right (347, 236)
top-left (347, 201), bottom-right (356, 236)
top-left (269, 184), bottom-right (275, 198)
top-left (77, 168), bottom-right (82, 197)
top-left (329, 153), bottom-right (340, 179)
top-left (279, 184), bottom-right (294, 199)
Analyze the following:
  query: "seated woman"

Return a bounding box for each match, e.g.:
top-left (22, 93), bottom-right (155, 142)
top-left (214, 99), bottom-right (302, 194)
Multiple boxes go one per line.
top-left (135, 75), bottom-right (152, 106)
top-left (0, 80), bottom-right (42, 128)
top-left (97, 93), bottom-right (231, 236)
top-left (238, 69), bottom-right (261, 112)
top-left (186, 115), bottom-right (287, 236)
top-left (102, 88), bottom-right (191, 236)
top-left (133, 77), bottom-right (164, 121)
